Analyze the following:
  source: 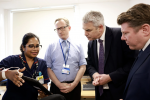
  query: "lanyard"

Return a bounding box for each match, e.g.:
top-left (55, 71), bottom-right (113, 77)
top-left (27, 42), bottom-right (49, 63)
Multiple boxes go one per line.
top-left (59, 39), bottom-right (70, 65)
top-left (19, 55), bottom-right (38, 78)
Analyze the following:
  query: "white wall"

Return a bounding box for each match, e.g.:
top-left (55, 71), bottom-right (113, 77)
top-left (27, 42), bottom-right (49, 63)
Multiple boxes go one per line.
top-left (0, 8), bottom-right (5, 61)
top-left (13, 8), bottom-right (74, 58)
top-left (130, 0), bottom-right (150, 7)
top-left (4, 9), bottom-right (12, 58)
top-left (0, 9), bottom-right (12, 61)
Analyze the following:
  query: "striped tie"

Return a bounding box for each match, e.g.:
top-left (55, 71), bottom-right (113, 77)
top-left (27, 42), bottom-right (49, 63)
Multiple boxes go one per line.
top-left (63, 40), bottom-right (69, 61)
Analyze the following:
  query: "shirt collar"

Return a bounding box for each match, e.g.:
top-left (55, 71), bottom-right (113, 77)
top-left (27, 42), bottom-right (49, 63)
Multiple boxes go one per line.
top-left (97, 25), bottom-right (106, 41)
top-left (59, 37), bottom-right (71, 43)
top-left (142, 38), bottom-right (150, 51)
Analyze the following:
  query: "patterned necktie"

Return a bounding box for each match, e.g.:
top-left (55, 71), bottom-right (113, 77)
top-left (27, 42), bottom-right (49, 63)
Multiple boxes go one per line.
top-left (63, 40), bottom-right (69, 61)
top-left (98, 39), bottom-right (104, 96)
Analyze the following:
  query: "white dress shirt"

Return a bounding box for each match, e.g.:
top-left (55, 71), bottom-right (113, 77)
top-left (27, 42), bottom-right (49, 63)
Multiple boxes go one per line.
top-left (97, 26), bottom-right (109, 89)
top-left (142, 38), bottom-right (150, 51)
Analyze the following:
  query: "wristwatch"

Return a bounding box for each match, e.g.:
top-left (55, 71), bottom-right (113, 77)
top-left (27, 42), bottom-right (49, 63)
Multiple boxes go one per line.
top-left (2, 69), bottom-right (9, 79)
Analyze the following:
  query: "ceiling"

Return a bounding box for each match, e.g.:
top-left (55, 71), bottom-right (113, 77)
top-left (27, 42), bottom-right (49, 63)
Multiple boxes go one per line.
top-left (0, 0), bottom-right (127, 9)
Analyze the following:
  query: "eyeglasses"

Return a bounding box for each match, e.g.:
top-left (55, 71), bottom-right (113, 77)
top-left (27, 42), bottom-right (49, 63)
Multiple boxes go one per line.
top-left (25, 44), bottom-right (42, 49)
top-left (54, 25), bottom-right (68, 32)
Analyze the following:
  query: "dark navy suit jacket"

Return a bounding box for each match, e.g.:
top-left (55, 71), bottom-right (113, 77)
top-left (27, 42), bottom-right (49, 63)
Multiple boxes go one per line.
top-left (124, 44), bottom-right (150, 100)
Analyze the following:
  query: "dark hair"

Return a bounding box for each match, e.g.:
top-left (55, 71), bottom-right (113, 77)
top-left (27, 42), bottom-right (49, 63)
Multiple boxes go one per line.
top-left (20, 33), bottom-right (40, 52)
top-left (117, 3), bottom-right (150, 31)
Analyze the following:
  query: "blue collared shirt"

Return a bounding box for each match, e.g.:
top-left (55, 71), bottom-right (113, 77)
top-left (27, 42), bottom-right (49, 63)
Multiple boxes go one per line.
top-left (0, 53), bottom-right (50, 100)
top-left (44, 37), bottom-right (87, 82)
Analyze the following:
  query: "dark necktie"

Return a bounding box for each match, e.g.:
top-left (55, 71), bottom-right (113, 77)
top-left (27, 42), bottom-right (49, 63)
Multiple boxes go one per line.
top-left (98, 39), bottom-right (104, 96)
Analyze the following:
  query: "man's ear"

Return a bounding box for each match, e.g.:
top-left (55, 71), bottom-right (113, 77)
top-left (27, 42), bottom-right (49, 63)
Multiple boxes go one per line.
top-left (98, 24), bottom-right (104, 32)
top-left (142, 24), bottom-right (150, 37)
top-left (68, 26), bottom-right (71, 31)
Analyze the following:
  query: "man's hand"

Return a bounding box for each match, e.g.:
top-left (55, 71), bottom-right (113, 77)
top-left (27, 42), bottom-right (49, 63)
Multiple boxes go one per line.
top-left (92, 74), bottom-right (112, 86)
top-left (92, 72), bottom-right (100, 80)
top-left (92, 77), bottom-right (101, 86)
top-left (92, 72), bottom-right (101, 86)
top-left (98, 74), bottom-right (112, 85)
top-left (5, 67), bottom-right (26, 87)
top-left (57, 83), bottom-right (71, 93)
top-left (58, 83), bottom-right (69, 90)
top-left (60, 83), bottom-right (76, 93)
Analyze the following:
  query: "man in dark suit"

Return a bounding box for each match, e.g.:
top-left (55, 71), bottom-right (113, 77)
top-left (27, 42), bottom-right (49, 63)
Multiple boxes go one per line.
top-left (117, 3), bottom-right (150, 100)
top-left (82, 11), bottom-right (137, 100)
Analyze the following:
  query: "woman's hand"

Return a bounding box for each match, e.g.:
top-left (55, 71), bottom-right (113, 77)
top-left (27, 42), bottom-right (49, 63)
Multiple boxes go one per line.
top-left (38, 84), bottom-right (49, 98)
top-left (6, 67), bottom-right (26, 87)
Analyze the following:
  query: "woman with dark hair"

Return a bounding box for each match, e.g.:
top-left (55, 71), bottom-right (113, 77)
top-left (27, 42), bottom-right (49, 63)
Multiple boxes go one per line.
top-left (0, 33), bottom-right (65, 100)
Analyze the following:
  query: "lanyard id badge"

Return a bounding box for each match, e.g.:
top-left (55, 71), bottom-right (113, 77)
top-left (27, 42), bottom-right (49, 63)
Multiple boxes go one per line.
top-left (36, 71), bottom-right (44, 84)
top-left (59, 40), bottom-right (71, 75)
top-left (62, 64), bottom-right (70, 75)
top-left (36, 75), bottom-right (44, 84)
top-left (62, 68), bottom-right (70, 75)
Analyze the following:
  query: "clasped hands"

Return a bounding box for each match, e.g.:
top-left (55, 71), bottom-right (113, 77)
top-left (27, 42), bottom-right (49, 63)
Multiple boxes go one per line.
top-left (58, 82), bottom-right (76, 93)
top-left (92, 72), bottom-right (112, 86)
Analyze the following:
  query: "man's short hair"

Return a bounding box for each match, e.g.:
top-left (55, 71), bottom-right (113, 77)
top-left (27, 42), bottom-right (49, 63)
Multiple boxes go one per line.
top-left (117, 3), bottom-right (150, 29)
top-left (54, 18), bottom-right (70, 26)
top-left (82, 11), bottom-right (104, 27)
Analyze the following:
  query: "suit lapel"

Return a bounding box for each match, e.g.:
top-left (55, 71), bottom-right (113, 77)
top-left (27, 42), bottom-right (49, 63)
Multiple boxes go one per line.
top-left (125, 44), bottom-right (150, 92)
top-left (104, 26), bottom-right (112, 66)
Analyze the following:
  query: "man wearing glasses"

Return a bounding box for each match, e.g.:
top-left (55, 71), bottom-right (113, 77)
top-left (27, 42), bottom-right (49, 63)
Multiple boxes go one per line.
top-left (44, 18), bottom-right (87, 100)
